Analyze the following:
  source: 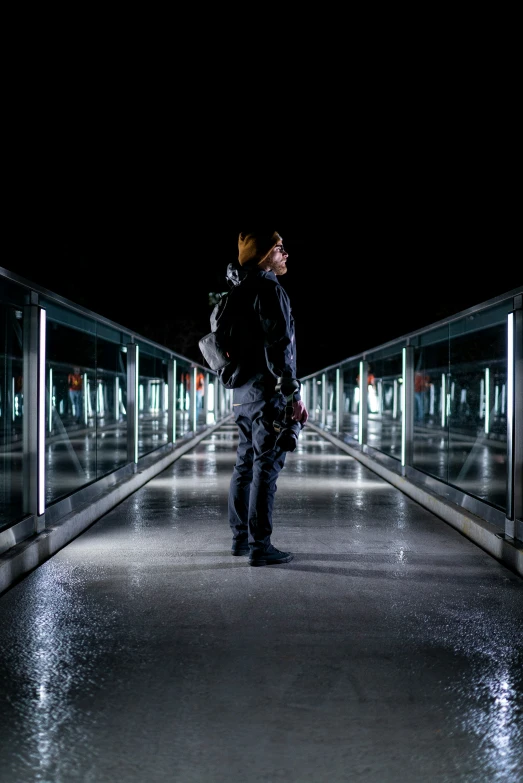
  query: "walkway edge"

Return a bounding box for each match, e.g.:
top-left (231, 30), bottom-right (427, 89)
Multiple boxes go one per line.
top-left (0, 423), bottom-right (225, 595)
top-left (309, 423), bottom-right (523, 578)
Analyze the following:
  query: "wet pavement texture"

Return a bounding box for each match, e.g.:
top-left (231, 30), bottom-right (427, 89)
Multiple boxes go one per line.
top-left (0, 423), bottom-right (522, 783)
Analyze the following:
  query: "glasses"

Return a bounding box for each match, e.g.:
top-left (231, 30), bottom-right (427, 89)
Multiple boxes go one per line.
top-left (274, 245), bottom-right (287, 255)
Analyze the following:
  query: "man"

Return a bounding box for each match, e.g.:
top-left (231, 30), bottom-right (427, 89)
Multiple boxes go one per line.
top-left (227, 231), bottom-right (308, 566)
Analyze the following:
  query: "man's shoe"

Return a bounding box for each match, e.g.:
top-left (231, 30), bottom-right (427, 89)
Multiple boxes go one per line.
top-left (249, 546), bottom-right (294, 567)
top-left (231, 540), bottom-right (250, 556)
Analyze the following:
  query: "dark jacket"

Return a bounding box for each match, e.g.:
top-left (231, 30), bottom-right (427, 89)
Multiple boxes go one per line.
top-left (225, 261), bottom-right (300, 404)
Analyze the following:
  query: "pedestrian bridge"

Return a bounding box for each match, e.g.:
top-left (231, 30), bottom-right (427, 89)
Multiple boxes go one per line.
top-left (0, 267), bottom-right (521, 782)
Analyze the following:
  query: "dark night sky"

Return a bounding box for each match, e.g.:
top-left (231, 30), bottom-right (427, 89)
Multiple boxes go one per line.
top-left (4, 51), bottom-right (520, 378)
top-left (7, 184), bottom-right (522, 379)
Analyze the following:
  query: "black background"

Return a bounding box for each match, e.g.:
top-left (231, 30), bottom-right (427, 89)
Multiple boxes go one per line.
top-left (6, 152), bottom-right (521, 380)
top-left (4, 29), bottom-right (520, 379)
top-left (8, 214), bottom-right (521, 380)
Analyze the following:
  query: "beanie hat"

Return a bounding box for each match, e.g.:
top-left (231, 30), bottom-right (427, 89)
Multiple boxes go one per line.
top-left (238, 231), bottom-right (282, 267)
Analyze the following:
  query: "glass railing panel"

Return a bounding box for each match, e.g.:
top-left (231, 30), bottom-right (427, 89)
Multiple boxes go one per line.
top-left (0, 300), bottom-right (25, 527)
top-left (301, 379), bottom-right (312, 421)
top-left (412, 327), bottom-right (450, 483)
top-left (340, 360), bottom-right (360, 442)
top-left (213, 378), bottom-right (231, 421)
top-left (311, 375), bottom-right (323, 424)
top-left (195, 368), bottom-right (207, 429)
top-left (324, 369), bottom-right (337, 431)
top-left (365, 349), bottom-right (403, 460)
top-left (45, 306), bottom-right (98, 505)
top-left (205, 371), bottom-right (227, 425)
top-left (177, 361), bottom-right (193, 438)
top-left (205, 372), bottom-right (217, 425)
top-left (447, 303), bottom-right (511, 513)
top-left (136, 343), bottom-right (169, 459)
top-left (94, 331), bottom-right (128, 478)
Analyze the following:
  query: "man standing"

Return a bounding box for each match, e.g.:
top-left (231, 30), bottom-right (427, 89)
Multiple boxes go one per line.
top-left (227, 231), bottom-right (308, 566)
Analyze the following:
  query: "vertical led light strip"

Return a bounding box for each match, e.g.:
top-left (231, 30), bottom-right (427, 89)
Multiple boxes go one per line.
top-left (336, 368), bottom-right (340, 433)
top-left (115, 377), bottom-right (119, 420)
top-left (507, 312), bottom-right (514, 450)
top-left (208, 378), bottom-right (214, 420)
top-left (172, 360), bottom-right (177, 443)
top-left (83, 372), bottom-right (88, 424)
top-left (401, 348), bottom-right (406, 466)
top-left (48, 368), bottom-right (53, 432)
top-left (134, 346), bottom-right (139, 464)
top-left (322, 373), bottom-right (327, 427)
top-left (484, 368), bottom-right (490, 434)
top-left (507, 313), bottom-right (514, 395)
top-left (193, 366), bottom-right (198, 432)
top-left (441, 373), bottom-right (446, 428)
top-left (358, 360), bottom-right (364, 444)
top-left (97, 381), bottom-right (104, 417)
top-left (38, 309), bottom-right (46, 517)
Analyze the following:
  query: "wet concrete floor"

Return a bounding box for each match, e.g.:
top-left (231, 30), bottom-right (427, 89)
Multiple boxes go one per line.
top-left (0, 423), bottom-right (522, 783)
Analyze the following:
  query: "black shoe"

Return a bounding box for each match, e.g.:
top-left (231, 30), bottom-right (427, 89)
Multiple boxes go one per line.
top-left (249, 546), bottom-right (294, 567)
top-left (231, 540), bottom-right (250, 556)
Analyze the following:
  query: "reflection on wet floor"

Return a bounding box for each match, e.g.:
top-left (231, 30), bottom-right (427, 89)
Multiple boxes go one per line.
top-left (0, 423), bottom-right (521, 783)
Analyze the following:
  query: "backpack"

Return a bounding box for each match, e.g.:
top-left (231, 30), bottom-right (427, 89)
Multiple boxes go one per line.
top-left (198, 286), bottom-right (244, 389)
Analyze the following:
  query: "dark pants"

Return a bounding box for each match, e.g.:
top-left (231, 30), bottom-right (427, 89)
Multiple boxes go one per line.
top-left (228, 397), bottom-right (287, 553)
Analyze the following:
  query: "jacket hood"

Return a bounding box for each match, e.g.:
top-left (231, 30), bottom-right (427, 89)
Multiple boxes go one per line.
top-left (226, 261), bottom-right (277, 289)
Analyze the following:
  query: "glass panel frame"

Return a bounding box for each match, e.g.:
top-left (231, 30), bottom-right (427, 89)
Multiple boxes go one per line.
top-left (0, 302), bottom-right (25, 527)
top-left (339, 360), bottom-right (360, 443)
top-left (365, 351), bottom-right (404, 461)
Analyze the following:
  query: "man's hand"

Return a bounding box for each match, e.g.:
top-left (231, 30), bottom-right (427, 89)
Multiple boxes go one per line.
top-left (291, 400), bottom-right (308, 425)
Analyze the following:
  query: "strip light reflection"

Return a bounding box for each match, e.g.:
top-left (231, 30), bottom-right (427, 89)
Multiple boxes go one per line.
top-left (441, 373), bottom-right (446, 428)
top-left (172, 360), bottom-right (177, 442)
top-left (134, 346), bottom-right (139, 463)
top-left (322, 373), bottom-right (327, 427)
top-left (358, 361), bottom-right (364, 444)
top-left (38, 309), bottom-right (46, 516)
top-left (48, 368), bottom-right (53, 432)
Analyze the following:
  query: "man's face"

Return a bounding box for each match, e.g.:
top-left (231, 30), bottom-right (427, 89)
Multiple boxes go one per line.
top-left (260, 243), bottom-right (288, 276)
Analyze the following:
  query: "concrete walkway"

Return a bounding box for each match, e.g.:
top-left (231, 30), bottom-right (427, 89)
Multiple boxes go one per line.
top-left (0, 422), bottom-right (522, 783)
